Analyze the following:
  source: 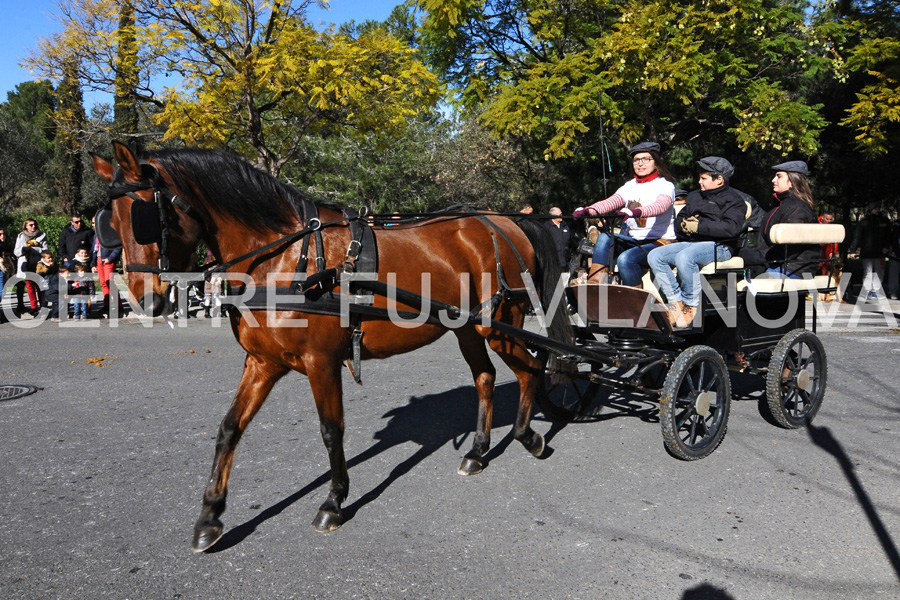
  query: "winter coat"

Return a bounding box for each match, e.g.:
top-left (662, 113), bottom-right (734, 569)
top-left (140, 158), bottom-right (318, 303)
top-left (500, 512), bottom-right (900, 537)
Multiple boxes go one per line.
top-left (674, 185), bottom-right (747, 252)
top-left (58, 225), bottom-right (96, 264)
top-left (755, 191), bottom-right (819, 276)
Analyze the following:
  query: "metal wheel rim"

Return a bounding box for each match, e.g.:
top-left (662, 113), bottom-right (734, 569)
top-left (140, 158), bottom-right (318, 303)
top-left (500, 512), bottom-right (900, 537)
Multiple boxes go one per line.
top-left (779, 340), bottom-right (824, 421)
top-left (670, 359), bottom-right (727, 450)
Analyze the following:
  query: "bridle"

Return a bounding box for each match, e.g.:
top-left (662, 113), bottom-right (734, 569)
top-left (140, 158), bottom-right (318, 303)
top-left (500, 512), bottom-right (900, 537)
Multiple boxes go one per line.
top-left (98, 160), bottom-right (350, 279)
top-left (100, 162), bottom-right (204, 275)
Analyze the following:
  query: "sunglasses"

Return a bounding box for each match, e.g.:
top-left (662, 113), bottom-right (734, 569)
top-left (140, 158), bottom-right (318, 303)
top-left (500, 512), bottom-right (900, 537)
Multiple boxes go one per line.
top-left (26, 223), bottom-right (36, 228)
top-left (72, 220), bottom-right (82, 224)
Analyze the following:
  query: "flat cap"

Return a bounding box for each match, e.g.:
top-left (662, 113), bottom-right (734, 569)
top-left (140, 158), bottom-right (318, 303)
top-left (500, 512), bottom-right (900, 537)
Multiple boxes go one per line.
top-left (771, 160), bottom-right (808, 177)
top-left (674, 188), bottom-right (688, 198)
top-left (696, 156), bottom-right (734, 180)
top-left (629, 141), bottom-right (660, 156)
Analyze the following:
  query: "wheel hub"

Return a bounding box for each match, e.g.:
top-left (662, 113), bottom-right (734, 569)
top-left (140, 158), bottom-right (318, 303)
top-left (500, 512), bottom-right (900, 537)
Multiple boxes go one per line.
top-left (694, 391), bottom-right (712, 416)
top-left (796, 368), bottom-right (812, 391)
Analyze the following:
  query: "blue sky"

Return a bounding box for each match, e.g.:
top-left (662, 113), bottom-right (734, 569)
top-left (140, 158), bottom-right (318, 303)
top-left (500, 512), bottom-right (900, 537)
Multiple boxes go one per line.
top-left (1, 0), bottom-right (401, 105)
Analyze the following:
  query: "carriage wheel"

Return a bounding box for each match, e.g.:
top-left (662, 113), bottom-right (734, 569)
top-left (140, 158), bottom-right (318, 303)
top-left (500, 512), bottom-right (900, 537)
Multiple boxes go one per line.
top-left (659, 346), bottom-right (730, 461)
top-left (765, 329), bottom-right (827, 429)
top-left (534, 350), bottom-right (601, 422)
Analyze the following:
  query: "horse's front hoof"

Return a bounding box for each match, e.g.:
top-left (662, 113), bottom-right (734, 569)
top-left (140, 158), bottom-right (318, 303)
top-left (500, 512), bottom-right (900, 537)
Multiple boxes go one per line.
top-left (192, 522), bottom-right (224, 553)
top-left (458, 456), bottom-right (484, 476)
top-left (524, 432), bottom-right (545, 458)
top-left (311, 510), bottom-right (343, 533)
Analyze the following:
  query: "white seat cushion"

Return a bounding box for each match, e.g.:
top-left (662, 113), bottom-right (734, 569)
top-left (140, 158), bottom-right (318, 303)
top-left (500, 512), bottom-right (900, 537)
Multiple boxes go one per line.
top-left (769, 223), bottom-right (845, 244)
top-left (736, 275), bottom-right (836, 293)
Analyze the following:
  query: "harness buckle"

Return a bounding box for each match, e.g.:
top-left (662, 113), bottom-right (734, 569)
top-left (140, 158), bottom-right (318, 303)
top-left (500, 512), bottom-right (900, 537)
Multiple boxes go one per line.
top-left (308, 217), bottom-right (322, 231)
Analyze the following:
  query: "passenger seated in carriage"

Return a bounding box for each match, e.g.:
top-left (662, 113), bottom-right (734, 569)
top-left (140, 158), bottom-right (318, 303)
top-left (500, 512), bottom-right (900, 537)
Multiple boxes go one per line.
top-left (571, 141), bottom-right (677, 287)
top-left (746, 160), bottom-right (819, 279)
top-left (647, 157), bottom-right (747, 329)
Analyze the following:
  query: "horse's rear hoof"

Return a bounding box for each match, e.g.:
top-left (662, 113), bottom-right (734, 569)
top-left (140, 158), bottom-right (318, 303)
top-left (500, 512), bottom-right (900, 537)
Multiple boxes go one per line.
top-left (524, 432), bottom-right (545, 458)
top-left (312, 510), bottom-right (343, 533)
top-left (458, 457), bottom-right (483, 476)
top-left (192, 523), bottom-right (224, 553)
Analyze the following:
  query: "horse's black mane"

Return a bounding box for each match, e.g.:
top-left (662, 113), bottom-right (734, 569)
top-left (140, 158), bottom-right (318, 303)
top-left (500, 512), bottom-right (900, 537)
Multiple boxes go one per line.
top-left (145, 148), bottom-right (341, 234)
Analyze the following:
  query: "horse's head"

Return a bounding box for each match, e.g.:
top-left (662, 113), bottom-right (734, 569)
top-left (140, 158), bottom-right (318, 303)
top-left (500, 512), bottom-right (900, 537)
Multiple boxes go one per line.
top-left (92, 142), bottom-right (204, 316)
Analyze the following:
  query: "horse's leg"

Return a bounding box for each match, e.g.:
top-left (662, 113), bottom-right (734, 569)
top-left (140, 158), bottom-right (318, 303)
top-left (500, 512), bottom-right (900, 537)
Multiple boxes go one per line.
top-left (481, 326), bottom-right (546, 458)
top-left (307, 355), bottom-right (349, 533)
top-left (192, 354), bottom-right (288, 552)
top-left (454, 326), bottom-right (496, 476)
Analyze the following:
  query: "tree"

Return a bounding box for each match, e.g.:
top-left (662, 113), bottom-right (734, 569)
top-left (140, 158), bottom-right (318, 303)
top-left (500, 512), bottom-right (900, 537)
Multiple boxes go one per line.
top-left (419, 0), bottom-right (828, 160)
top-left (817, 0), bottom-right (900, 158)
top-left (0, 111), bottom-right (48, 211)
top-left (114, 0), bottom-right (139, 134)
top-left (53, 60), bottom-right (87, 215)
top-left (27, 0), bottom-right (443, 176)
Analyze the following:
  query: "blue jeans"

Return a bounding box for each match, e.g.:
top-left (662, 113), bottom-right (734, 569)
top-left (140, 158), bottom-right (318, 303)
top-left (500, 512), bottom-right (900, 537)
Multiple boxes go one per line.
top-left (73, 298), bottom-right (88, 318)
top-left (591, 233), bottom-right (657, 287)
top-left (0, 270), bottom-right (4, 301)
top-left (648, 241), bottom-right (732, 306)
top-left (760, 267), bottom-right (802, 279)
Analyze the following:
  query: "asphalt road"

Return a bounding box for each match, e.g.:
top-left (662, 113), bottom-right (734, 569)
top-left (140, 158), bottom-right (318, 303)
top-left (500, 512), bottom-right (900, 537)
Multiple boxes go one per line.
top-left (1, 312), bottom-right (899, 599)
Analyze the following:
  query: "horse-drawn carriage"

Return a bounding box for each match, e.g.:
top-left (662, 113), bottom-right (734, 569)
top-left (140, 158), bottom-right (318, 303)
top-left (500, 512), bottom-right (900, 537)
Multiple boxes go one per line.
top-left (91, 142), bottom-right (844, 551)
top-left (538, 221), bottom-right (845, 460)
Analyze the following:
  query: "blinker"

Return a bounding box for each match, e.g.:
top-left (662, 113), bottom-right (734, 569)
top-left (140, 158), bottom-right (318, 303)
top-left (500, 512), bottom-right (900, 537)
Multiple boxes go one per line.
top-left (93, 206), bottom-right (123, 250)
top-left (132, 199), bottom-right (163, 245)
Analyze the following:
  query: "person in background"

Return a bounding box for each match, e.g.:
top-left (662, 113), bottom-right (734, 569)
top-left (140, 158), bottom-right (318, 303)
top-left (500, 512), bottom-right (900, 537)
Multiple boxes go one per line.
top-left (92, 216), bottom-right (122, 318)
top-left (71, 262), bottom-right (94, 319)
top-left (545, 207), bottom-right (572, 273)
top-left (572, 141), bottom-right (677, 286)
top-left (41, 264), bottom-right (68, 322)
top-left (647, 157), bottom-right (746, 328)
top-left (58, 215), bottom-right (95, 268)
top-left (816, 211), bottom-right (842, 302)
top-left (848, 203), bottom-right (891, 301)
top-left (519, 204), bottom-right (534, 215)
top-left (14, 219), bottom-right (48, 317)
top-left (0, 228), bottom-right (14, 316)
top-left (885, 217), bottom-right (900, 300)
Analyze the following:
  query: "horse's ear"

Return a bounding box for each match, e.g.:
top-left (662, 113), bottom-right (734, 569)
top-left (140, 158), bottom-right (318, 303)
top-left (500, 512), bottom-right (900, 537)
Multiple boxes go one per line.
top-left (113, 141), bottom-right (142, 182)
top-left (91, 153), bottom-right (114, 183)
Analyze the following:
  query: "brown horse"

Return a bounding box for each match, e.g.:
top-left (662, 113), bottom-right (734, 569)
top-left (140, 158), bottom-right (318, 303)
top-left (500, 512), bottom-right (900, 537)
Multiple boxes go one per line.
top-left (92, 142), bottom-right (572, 552)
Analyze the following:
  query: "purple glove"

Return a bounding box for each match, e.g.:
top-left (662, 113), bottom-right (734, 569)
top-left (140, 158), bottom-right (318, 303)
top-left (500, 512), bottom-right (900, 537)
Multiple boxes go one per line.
top-left (572, 207), bottom-right (593, 218)
top-left (616, 207), bottom-right (643, 219)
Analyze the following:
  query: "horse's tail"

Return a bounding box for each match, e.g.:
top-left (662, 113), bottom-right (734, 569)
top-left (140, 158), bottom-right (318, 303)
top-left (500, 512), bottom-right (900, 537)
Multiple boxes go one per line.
top-left (515, 218), bottom-right (575, 349)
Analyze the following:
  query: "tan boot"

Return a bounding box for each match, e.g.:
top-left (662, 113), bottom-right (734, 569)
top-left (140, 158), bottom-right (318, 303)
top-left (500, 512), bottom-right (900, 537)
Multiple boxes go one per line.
top-left (587, 264), bottom-right (609, 284)
top-left (681, 304), bottom-right (699, 328)
top-left (667, 300), bottom-right (687, 328)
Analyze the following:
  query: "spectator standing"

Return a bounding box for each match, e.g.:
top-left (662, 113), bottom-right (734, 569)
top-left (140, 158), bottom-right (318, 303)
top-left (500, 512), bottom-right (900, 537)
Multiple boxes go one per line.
top-left (886, 217), bottom-right (900, 300)
top-left (545, 207), bottom-right (572, 273)
top-left (13, 219), bottom-right (48, 317)
top-left (91, 217), bottom-right (122, 318)
top-left (71, 263), bottom-right (94, 319)
top-left (849, 203), bottom-right (891, 301)
top-left (0, 227), bottom-right (13, 311)
top-left (58, 215), bottom-right (95, 268)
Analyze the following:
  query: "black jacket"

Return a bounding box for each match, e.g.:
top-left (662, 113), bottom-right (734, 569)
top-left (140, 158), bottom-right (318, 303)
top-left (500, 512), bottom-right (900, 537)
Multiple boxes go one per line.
top-left (58, 225), bottom-right (96, 264)
top-left (675, 185), bottom-right (747, 252)
top-left (755, 191), bottom-right (818, 276)
top-left (850, 211), bottom-right (892, 259)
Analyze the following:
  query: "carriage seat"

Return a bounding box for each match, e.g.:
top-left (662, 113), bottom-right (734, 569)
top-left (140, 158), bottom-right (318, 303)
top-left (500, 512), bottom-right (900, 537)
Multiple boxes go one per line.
top-left (735, 223), bottom-right (846, 294)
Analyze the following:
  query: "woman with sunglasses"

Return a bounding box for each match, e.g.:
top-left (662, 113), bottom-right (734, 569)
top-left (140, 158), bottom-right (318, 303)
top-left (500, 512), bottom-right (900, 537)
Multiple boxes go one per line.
top-left (572, 142), bottom-right (677, 286)
top-left (13, 219), bottom-right (48, 317)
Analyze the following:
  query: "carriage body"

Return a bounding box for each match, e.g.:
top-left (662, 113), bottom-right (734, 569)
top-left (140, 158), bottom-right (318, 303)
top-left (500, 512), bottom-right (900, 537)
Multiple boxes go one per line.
top-left (541, 223), bottom-right (845, 460)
